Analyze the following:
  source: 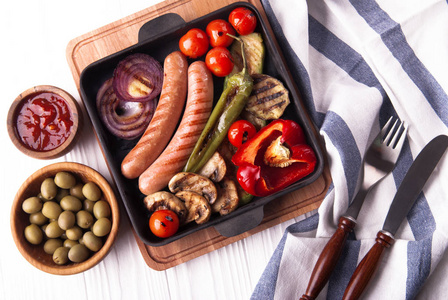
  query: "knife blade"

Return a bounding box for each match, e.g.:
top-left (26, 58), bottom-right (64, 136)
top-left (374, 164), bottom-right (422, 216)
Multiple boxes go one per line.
top-left (342, 134), bottom-right (448, 300)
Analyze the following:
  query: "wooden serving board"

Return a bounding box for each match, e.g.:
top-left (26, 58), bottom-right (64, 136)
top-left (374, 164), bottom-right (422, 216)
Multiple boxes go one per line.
top-left (66, 0), bottom-right (331, 270)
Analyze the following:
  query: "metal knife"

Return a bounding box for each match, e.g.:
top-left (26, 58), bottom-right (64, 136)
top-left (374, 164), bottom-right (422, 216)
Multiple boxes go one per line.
top-left (342, 134), bottom-right (448, 300)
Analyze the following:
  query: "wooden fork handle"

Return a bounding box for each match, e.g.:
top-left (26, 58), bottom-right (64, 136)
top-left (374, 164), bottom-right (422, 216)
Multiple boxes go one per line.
top-left (300, 216), bottom-right (356, 300)
top-left (342, 231), bottom-right (395, 300)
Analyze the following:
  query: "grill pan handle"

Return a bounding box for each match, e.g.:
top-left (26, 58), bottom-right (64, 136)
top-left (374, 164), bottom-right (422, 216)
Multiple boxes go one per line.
top-left (138, 13), bottom-right (186, 42)
top-left (214, 206), bottom-right (264, 237)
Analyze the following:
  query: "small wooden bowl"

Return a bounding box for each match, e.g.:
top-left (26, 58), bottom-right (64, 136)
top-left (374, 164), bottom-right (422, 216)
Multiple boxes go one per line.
top-left (7, 85), bottom-right (82, 159)
top-left (10, 162), bottom-right (120, 275)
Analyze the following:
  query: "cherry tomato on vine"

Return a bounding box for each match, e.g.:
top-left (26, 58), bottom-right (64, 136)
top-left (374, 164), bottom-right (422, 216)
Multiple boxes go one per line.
top-left (206, 19), bottom-right (236, 48)
top-left (149, 210), bottom-right (179, 238)
top-left (205, 47), bottom-right (234, 77)
top-left (228, 120), bottom-right (257, 148)
top-left (179, 28), bottom-right (209, 58)
top-left (228, 7), bottom-right (257, 36)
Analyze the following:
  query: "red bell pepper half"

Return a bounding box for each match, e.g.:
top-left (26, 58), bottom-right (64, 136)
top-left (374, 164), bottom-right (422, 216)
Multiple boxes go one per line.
top-left (231, 119), bottom-right (316, 197)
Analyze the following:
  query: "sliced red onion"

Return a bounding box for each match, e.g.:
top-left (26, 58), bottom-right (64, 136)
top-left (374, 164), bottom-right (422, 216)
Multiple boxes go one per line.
top-left (112, 53), bottom-right (163, 103)
top-left (96, 78), bottom-right (156, 140)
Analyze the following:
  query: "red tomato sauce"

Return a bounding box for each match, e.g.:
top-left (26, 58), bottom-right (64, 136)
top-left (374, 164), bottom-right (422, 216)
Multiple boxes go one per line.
top-left (15, 92), bottom-right (73, 152)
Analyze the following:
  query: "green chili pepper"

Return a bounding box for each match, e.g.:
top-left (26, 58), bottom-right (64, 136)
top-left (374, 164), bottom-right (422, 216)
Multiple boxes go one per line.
top-left (184, 37), bottom-right (253, 173)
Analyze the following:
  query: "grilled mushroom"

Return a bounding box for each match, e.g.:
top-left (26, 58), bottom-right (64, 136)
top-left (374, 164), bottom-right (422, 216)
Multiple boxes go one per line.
top-left (198, 152), bottom-right (227, 182)
top-left (168, 172), bottom-right (218, 204)
top-left (143, 191), bottom-right (187, 223)
top-left (175, 191), bottom-right (211, 224)
top-left (212, 178), bottom-right (239, 216)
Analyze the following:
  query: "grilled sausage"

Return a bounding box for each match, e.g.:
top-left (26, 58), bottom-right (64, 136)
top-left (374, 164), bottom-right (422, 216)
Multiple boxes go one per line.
top-left (139, 61), bottom-right (214, 195)
top-left (121, 51), bottom-right (188, 179)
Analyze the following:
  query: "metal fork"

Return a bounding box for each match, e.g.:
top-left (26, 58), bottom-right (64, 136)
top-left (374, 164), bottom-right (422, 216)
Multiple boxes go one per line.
top-left (300, 116), bottom-right (407, 300)
top-left (345, 117), bottom-right (407, 219)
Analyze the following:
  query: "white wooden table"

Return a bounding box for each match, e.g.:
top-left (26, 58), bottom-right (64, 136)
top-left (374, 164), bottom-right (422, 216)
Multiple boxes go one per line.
top-left (0, 1), bottom-right (313, 299)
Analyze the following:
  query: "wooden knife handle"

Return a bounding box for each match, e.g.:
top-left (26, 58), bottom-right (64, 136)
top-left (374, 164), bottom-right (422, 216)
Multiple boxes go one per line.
top-left (300, 216), bottom-right (356, 300)
top-left (342, 231), bottom-right (395, 300)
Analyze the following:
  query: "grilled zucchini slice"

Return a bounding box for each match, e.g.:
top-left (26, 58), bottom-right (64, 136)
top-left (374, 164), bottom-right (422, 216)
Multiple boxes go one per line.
top-left (245, 74), bottom-right (290, 120)
top-left (229, 32), bottom-right (265, 76)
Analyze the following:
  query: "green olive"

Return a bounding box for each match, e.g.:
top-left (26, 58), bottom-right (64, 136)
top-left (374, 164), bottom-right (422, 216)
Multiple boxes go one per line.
top-left (55, 188), bottom-right (70, 202)
top-left (24, 224), bottom-right (43, 245)
top-left (22, 196), bottom-right (43, 214)
top-left (66, 226), bottom-right (83, 240)
top-left (92, 218), bottom-right (112, 237)
top-left (60, 195), bottom-right (82, 212)
top-left (93, 200), bottom-right (111, 219)
top-left (41, 178), bottom-right (58, 201)
top-left (76, 210), bottom-right (94, 229)
top-left (54, 171), bottom-right (77, 189)
top-left (53, 247), bottom-right (70, 265)
top-left (41, 201), bottom-right (62, 220)
top-left (63, 239), bottom-right (78, 249)
top-left (83, 199), bottom-right (95, 213)
top-left (70, 182), bottom-right (85, 199)
top-left (82, 182), bottom-right (102, 201)
top-left (83, 231), bottom-right (103, 252)
top-left (42, 201), bottom-right (62, 219)
top-left (58, 210), bottom-right (76, 230)
top-left (29, 212), bottom-right (48, 226)
top-left (44, 239), bottom-right (63, 255)
top-left (45, 221), bottom-right (64, 238)
top-left (68, 244), bottom-right (90, 263)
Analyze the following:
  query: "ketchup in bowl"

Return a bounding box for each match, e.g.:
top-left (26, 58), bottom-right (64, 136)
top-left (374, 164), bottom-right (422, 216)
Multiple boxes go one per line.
top-left (8, 85), bottom-right (82, 159)
top-left (16, 92), bottom-right (73, 151)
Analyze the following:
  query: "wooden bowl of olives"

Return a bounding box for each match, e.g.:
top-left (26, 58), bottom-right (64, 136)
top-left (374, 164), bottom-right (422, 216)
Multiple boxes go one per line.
top-left (10, 162), bottom-right (120, 275)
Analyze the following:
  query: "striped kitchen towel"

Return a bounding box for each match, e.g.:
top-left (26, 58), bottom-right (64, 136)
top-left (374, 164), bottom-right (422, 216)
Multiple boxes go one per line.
top-left (252, 0), bottom-right (448, 299)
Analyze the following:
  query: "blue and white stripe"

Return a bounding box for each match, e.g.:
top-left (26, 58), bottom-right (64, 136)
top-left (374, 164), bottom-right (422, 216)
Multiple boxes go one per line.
top-left (252, 0), bottom-right (448, 299)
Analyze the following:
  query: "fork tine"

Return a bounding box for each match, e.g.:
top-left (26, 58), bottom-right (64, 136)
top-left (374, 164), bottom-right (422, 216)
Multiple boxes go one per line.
top-left (380, 116), bottom-right (394, 142)
top-left (393, 122), bottom-right (407, 150)
top-left (387, 120), bottom-right (402, 146)
top-left (388, 120), bottom-right (403, 149)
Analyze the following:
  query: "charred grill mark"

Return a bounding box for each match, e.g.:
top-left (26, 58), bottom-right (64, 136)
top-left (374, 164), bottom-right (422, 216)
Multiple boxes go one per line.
top-left (268, 99), bottom-right (287, 110)
top-left (131, 74), bottom-right (153, 95)
top-left (185, 128), bottom-right (206, 141)
top-left (252, 74), bottom-right (269, 84)
top-left (254, 91), bottom-right (286, 105)
top-left (252, 82), bottom-right (276, 94)
top-left (226, 88), bottom-right (238, 105)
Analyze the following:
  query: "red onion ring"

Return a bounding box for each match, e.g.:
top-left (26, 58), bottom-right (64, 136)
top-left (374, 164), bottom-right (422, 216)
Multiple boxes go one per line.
top-left (96, 78), bottom-right (156, 140)
top-left (112, 53), bottom-right (163, 103)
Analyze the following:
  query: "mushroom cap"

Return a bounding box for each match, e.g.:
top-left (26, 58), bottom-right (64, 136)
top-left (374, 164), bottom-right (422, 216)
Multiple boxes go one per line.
top-left (212, 178), bottom-right (239, 216)
top-left (175, 191), bottom-right (211, 224)
top-left (198, 151), bottom-right (227, 182)
top-left (143, 191), bottom-right (187, 223)
top-left (168, 172), bottom-right (218, 204)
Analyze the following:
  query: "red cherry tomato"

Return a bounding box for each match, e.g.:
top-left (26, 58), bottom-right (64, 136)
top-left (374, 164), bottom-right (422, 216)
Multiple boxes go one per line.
top-left (149, 210), bottom-right (179, 238)
top-left (179, 28), bottom-right (209, 58)
top-left (229, 7), bottom-right (257, 35)
top-left (205, 47), bottom-right (234, 77)
top-left (228, 120), bottom-right (257, 148)
top-left (206, 19), bottom-right (236, 48)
